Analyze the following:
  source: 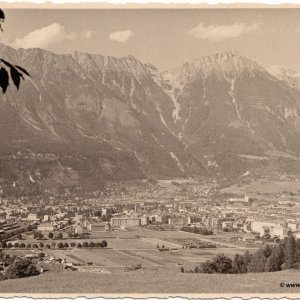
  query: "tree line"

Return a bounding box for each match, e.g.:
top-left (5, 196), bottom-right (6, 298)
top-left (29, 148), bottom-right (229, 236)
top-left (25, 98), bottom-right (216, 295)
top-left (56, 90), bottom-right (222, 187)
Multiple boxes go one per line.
top-left (1, 240), bottom-right (108, 249)
top-left (181, 235), bottom-right (300, 274)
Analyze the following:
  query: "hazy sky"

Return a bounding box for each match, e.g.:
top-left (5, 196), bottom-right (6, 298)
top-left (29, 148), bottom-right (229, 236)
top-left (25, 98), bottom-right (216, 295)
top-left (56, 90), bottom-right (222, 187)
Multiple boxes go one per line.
top-left (1, 9), bottom-right (300, 71)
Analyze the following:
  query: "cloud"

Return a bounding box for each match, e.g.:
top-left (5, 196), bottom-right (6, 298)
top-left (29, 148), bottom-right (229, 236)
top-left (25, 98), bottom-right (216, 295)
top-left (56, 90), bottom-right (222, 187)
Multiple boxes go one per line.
top-left (12, 23), bottom-right (95, 49)
top-left (187, 22), bottom-right (259, 42)
top-left (13, 23), bottom-right (78, 49)
top-left (81, 30), bottom-right (95, 39)
top-left (109, 29), bottom-right (134, 43)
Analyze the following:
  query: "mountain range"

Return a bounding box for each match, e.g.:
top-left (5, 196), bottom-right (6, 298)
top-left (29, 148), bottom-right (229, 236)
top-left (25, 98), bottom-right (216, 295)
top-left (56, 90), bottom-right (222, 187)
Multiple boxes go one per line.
top-left (0, 43), bottom-right (300, 193)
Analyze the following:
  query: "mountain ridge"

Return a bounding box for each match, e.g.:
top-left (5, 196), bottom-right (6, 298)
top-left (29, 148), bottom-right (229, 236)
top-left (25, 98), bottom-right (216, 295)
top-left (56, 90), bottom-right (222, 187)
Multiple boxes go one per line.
top-left (0, 42), bottom-right (300, 194)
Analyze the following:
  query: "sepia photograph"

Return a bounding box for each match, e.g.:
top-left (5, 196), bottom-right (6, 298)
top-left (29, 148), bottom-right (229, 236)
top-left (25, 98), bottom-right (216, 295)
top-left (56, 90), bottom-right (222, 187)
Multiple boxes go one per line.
top-left (0, 4), bottom-right (300, 295)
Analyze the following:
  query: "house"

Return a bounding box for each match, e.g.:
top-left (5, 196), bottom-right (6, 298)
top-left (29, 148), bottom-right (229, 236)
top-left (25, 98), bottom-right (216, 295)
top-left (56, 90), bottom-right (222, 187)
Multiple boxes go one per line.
top-left (222, 221), bottom-right (234, 230)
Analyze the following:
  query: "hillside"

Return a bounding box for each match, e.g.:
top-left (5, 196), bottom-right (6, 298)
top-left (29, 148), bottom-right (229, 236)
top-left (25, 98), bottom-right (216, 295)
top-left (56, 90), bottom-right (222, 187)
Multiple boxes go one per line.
top-left (0, 268), bottom-right (300, 293)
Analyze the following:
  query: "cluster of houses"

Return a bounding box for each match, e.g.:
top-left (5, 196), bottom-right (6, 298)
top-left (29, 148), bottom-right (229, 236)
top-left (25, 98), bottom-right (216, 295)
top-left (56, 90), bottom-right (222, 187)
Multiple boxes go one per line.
top-left (1, 182), bottom-right (300, 243)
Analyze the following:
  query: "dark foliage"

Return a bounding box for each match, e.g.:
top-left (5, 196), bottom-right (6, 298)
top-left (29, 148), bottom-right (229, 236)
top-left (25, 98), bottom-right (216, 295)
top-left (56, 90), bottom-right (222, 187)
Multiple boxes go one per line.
top-left (5, 258), bottom-right (39, 279)
top-left (0, 9), bottom-right (29, 93)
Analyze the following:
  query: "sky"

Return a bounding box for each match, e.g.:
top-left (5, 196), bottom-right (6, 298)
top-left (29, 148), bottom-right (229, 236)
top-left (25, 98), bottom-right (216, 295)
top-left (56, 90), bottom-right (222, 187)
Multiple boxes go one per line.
top-left (1, 8), bottom-right (300, 71)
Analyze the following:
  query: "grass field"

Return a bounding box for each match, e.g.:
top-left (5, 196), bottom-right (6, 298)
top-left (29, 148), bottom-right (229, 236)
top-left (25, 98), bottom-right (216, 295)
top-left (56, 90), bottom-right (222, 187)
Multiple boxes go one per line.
top-left (1, 268), bottom-right (300, 293)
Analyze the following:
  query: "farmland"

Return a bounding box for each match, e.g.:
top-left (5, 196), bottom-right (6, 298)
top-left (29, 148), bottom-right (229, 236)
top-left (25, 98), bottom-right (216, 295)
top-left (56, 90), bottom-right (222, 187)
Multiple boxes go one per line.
top-left (3, 227), bottom-right (256, 273)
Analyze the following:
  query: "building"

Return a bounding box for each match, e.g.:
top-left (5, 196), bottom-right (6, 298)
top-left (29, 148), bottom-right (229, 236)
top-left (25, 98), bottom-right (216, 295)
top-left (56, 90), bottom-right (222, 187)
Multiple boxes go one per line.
top-left (37, 222), bottom-right (55, 232)
top-left (87, 223), bottom-right (110, 232)
top-left (74, 225), bottom-right (84, 235)
top-left (43, 215), bottom-right (50, 222)
top-left (27, 213), bottom-right (39, 221)
top-left (222, 220), bottom-right (234, 230)
top-left (111, 217), bottom-right (141, 227)
top-left (141, 216), bottom-right (149, 225)
top-left (251, 220), bottom-right (286, 238)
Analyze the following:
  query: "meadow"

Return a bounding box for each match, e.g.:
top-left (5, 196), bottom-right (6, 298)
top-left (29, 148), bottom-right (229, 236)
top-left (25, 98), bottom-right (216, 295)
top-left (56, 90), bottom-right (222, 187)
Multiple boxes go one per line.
top-left (1, 268), bottom-right (300, 293)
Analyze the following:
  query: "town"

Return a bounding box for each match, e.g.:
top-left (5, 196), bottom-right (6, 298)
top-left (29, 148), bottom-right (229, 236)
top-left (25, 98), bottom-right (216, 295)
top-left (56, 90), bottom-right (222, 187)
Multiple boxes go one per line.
top-left (0, 176), bottom-right (300, 276)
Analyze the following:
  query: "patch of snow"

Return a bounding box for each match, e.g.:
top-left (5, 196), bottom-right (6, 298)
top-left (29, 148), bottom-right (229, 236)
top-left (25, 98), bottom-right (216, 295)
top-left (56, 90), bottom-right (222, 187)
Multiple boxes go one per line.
top-left (169, 152), bottom-right (185, 172)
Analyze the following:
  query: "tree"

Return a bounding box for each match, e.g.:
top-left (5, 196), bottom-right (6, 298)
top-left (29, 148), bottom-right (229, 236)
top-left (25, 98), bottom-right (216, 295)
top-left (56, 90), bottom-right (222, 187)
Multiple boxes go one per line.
top-left (45, 244), bottom-right (51, 249)
top-left (5, 258), bottom-right (39, 279)
top-left (63, 242), bottom-right (69, 248)
top-left (247, 249), bottom-right (267, 273)
top-left (57, 243), bottom-right (63, 249)
top-left (77, 243), bottom-right (82, 248)
top-left (283, 236), bottom-right (296, 269)
top-left (83, 242), bottom-right (88, 248)
top-left (26, 243), bottom-right (31, 248)
top-left (89, 242), bottom-right (95, 248)
top-left (33, 231), bottom-right (43, 240)
top-left (70, 242), bottom-right (76, 248)
top-left (213, 254), bottom-right (233, 274)
top-left (39, 242), bottom-right (44, 248)
top-left (101, 240), bottom-right (108, 248)
top-left (48, 232), bottom-right (54, 239)
top-left (58, 233), bottom-right (63, 240)
top-left (0, 9), bottom-right (29, 94)
top-left (265, 246), bottom-right (284, 272)
top-left (51, 242), bottom-right (56, 249)
top-left (233, 254), bottom-right (247, 274)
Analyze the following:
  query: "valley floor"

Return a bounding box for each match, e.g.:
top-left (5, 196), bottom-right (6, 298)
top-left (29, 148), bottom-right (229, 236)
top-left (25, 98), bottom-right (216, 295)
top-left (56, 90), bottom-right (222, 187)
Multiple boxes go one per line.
top-left (1, 269), bottom-right (300, 294)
